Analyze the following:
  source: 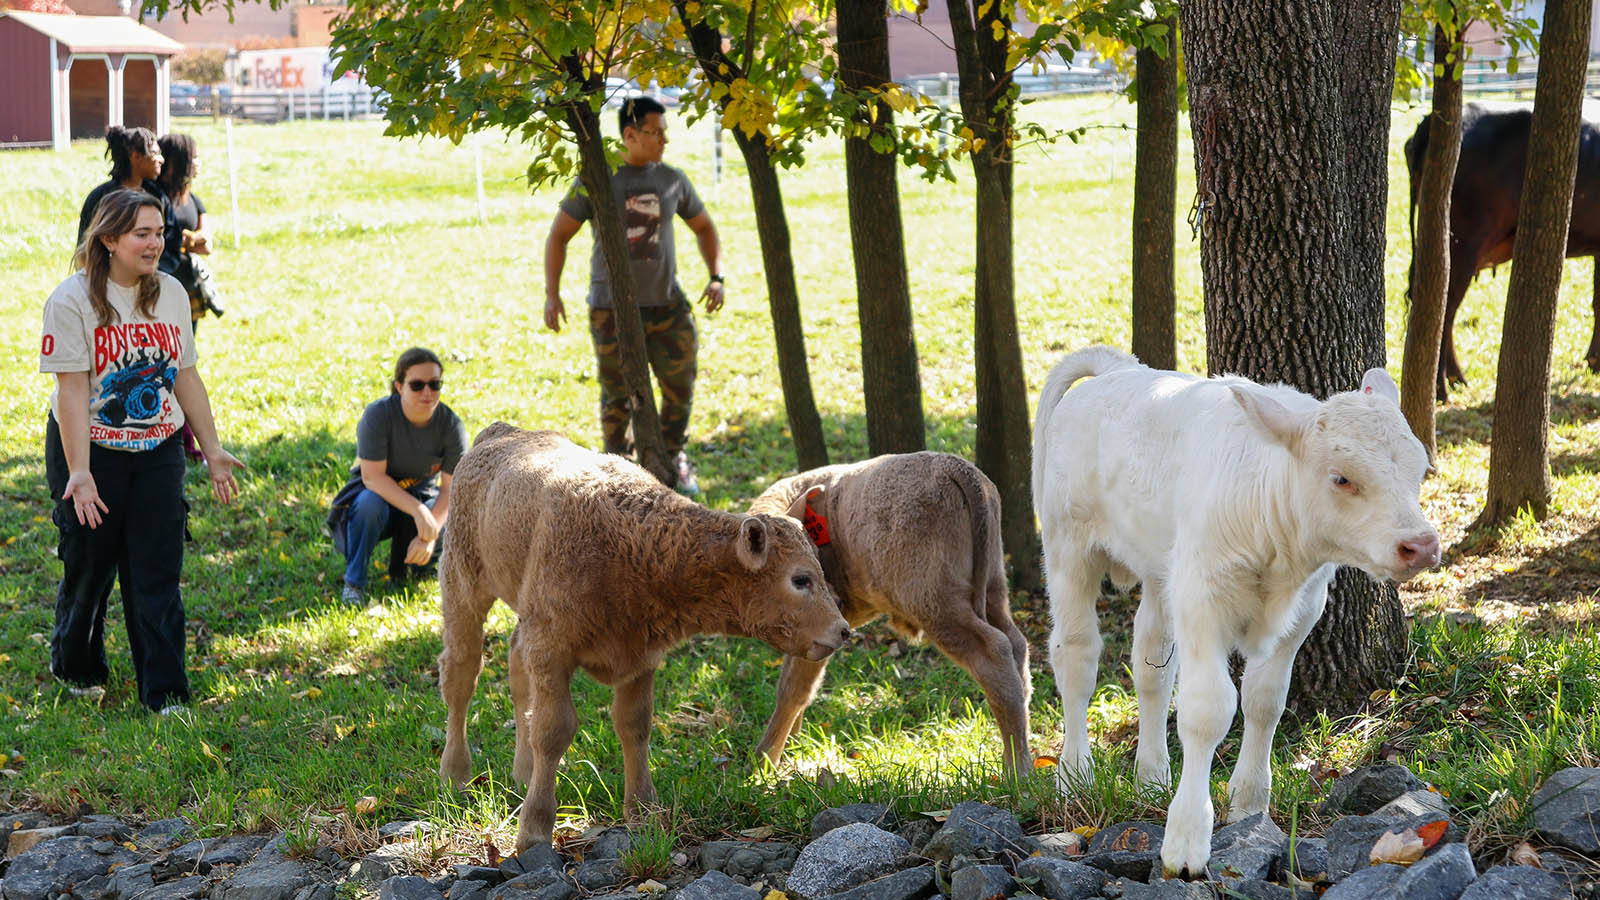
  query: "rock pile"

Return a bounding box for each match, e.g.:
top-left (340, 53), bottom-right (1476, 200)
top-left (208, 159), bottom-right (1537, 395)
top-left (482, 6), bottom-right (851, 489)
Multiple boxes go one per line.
top-left (3, 765), bottom-right (1597, 900)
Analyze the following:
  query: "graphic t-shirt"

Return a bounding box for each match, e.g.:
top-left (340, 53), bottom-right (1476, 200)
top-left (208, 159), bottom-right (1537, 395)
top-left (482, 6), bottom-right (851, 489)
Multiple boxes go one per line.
top-left (39, 271), bottom-right (197, 452)
top-left (559, 162), bottom-right (706, 309)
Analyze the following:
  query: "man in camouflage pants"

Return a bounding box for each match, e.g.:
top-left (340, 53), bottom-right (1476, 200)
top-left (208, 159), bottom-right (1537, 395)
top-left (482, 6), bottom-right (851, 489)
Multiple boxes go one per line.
top-left (542, 96), bottom-right (724, 495)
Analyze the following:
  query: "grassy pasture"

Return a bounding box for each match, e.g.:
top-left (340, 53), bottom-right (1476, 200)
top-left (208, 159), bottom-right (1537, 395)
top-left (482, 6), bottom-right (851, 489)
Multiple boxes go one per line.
top-left (0, 95), bottom-right (1596, 868)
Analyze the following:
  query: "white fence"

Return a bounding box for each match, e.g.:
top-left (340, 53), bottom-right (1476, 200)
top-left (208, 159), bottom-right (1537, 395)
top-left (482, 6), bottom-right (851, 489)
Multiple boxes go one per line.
top-left (173, 86), bottom-right (385, 123)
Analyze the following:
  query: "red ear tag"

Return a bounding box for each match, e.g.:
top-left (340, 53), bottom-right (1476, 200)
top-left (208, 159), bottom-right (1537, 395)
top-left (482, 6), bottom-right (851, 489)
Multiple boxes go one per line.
top-left (802, 500), bottom-right (831, 546)
top-left (1363, 386), bottom-right (1373, 394)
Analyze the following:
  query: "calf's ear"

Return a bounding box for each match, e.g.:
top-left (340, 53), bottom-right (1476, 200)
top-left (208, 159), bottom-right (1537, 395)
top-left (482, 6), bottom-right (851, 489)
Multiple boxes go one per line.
top-left (1359, 367), bottom-right (1400, 405)
top-left (783, 485), bottom-right (825, 522)
top-left (736, 516), bottom-right (770, 571)
top-left (1232, 386), bottom-right (1304, 452)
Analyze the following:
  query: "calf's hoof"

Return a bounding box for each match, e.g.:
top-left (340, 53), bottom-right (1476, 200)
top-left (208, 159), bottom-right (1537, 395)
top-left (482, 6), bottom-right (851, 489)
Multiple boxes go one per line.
top-left (439, 750), bottom-right (471, 790)
top-left (1159, 840), bottom-right (1211, 881)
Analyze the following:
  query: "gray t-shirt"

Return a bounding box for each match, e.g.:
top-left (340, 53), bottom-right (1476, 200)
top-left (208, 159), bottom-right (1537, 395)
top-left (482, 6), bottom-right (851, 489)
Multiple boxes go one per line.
top-left (559, 162), bottom-right (706, 309)
top-left (352, 394), bottom-right (469, 498)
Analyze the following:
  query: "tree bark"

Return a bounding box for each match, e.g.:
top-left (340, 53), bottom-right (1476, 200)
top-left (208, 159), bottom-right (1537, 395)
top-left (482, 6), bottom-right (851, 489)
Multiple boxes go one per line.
top-left (674, 5), bottom-right (830, 473)
top-left (836, 0), bottom-right (926, 455)
top-left (944, 0), bottom-right (1039, 590)
top-left (1480, 0), bottom-right (1592, 524)
top-left (1400, 22), bottom-right (1464, 459)
top-left (1180, 0), bottom-right (1407, 717)
top-left (564, 90), bottom-right (672, 486)
top-left (1131, 16), bottom-right (1178, 372)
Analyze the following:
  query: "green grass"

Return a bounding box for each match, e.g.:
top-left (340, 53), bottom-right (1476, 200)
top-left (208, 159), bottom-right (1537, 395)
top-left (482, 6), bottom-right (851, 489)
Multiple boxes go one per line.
top-left (1, 95), bottom-right (1597, 871)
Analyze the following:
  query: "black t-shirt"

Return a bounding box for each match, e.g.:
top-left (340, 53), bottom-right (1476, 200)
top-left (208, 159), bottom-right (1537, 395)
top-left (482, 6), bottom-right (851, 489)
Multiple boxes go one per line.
top-left (169, 192), bottom-right (205, 233)
top-left (77, 179), bottom-right (167, 249)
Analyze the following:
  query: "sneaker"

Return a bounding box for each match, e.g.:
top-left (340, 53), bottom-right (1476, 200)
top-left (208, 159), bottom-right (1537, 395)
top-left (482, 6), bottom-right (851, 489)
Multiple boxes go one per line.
top-left (672, 451), bottom-right (700, 496)
top-left (340, 581), bottom-right (365, 606)
top-left (68, 684), bottom-right (105, 702)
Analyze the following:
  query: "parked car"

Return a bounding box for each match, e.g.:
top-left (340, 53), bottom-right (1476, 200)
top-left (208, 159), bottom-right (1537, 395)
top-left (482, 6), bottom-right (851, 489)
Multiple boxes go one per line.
top-left (169, 81), bottom-right (207, 115)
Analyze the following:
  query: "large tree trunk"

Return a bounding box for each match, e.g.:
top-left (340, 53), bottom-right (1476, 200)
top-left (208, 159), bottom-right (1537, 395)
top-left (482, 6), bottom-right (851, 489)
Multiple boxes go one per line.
top-left (1180, 0), bottom-right (1407, 717)
top-left (836, 0), bottom-right (926, 455)
top-left (564, 91), bottom-right (672, 485)
top-left (945, 0), bottom-right (1039, 590)
top-left (1400, 23), bottom-right (1464, 459)
top-left (1480, 0), bottom-right (1592, 524)
top-left (674, 5), bottom-right (830, 473)
top-left (1130, 16), bottom-right (1178, 372)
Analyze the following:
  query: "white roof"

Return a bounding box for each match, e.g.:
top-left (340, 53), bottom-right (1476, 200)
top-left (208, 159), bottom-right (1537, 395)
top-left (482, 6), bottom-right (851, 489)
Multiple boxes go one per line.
top-left (1, 10), bottom-right (183, 55)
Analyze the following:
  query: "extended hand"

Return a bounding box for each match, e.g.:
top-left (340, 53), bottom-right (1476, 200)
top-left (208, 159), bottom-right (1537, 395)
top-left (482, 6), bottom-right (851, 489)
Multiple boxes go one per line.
top-left (405, 536), bottom-right (436, 566)
top-left (206, 448), bottom-right (245, 504)
top-left (703, 280), bottom-right (725, 315)
top-left (544, 295), bottom-right (567, 332)
top-left (62, 470), bottom-right (108, 528)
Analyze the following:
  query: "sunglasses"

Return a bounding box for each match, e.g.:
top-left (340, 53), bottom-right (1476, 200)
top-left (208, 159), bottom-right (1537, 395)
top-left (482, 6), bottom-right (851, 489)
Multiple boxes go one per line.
top-left (405, 379), bottom-right (444, 392)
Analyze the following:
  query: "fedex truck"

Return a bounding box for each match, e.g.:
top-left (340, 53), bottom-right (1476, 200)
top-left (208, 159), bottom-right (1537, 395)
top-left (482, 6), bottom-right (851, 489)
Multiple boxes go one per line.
top-left (234, 47), bottom-right (365, 93)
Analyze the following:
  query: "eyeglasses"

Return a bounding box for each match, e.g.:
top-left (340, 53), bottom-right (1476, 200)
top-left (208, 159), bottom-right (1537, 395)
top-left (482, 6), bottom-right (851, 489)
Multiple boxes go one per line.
top-left (405, 379), bottom-right (444, 392)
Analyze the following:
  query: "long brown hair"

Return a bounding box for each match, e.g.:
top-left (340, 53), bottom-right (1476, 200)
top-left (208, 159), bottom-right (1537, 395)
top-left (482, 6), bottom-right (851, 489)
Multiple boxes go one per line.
top-left (73, 189), bottom-right (163, 328)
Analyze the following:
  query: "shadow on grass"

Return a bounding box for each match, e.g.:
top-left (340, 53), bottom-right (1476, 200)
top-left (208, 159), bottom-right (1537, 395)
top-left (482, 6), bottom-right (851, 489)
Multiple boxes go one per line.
top-left (1436, 390), bottom-right (1600, 451)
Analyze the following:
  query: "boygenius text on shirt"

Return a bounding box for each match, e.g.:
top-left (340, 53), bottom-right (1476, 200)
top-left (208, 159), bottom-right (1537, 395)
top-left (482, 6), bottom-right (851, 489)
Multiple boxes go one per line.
top-left (39, 271), bottom-right (198, 453)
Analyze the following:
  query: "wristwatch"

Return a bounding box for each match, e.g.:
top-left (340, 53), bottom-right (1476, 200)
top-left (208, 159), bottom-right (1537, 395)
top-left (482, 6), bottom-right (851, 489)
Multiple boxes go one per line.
top-left (709, 274), bottom-right (725, 284)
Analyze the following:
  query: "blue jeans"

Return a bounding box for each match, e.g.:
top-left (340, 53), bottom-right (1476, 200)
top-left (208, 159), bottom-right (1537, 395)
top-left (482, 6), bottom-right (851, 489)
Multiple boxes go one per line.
top-left (342, 488), bottom-right (437, 588)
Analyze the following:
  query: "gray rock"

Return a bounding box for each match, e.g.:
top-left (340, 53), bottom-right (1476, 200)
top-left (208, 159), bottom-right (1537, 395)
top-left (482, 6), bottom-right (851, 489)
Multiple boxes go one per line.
top-left (1322, 764), bottom-right (1425, 816)
top-left (352, 845), bottom-right (414, 882)
top-left (498, 845), bottom-right (564, 881)
top-left (919, 826), bottom-right (975, 865)
top-left (895, 820), bottom-right (939, 856)
top-left (134, 819), bottom-right (193, 851)
top-left (822, 864), bottom-right (934, 900)
top-left (131, 875), bottom-right (212, 900)
top-left (1324, 813), bottom-right (1461, 881)
top-left (213, 835), bottom-right (315, 900)
top-left (446, 881), bottom-right (491, 900)
top-left (453, 866), bottom-right (503, 885)
top-left (1390, 842), bottom-right (1477, 900)
top-left (1079, 849), bottom-right (1160, 881)
top-left (1531, 767), bottom-right (1600, 854)
top-left (1089, 823), bottom-right (1164, 856)
top-left (380, 875), bottom-right (445, 900)
top-left (1224, 881), bottom-right (1299, 900)
top-left (1280, 837), bottom-right (1329, 883)
top-left (1322, 864), bottom-right (1406, 900)
top-left (108, 861), bottom-right (156, 898)
top-left (950, 863), bottom-right (1014, 900)
top-left (784, 823), bottom-right (909, 900)
top-left (160, 835), bottom-right (271, 877)
top-left (1098, 878), bottom-right (1215, 899)
top-left (674, 870), bottom-right (760, 900)
top-left (289, 885), bottom-right (335, 900)
top-left (696, 841), bottom-right (799, 878)
top-left (934, 803), bottom-right (1029, 859)
top-left (488, 869), bottom-right (577, 900)
top-left (5, 825), bottom-right (75, 859)
top-left (378, 821), bottom-right (433, 842)
top-left (75, 816), bottom-right (133, 842)
top-left (72, 872), bottom-right (115, 900)
top-left (1374, 790), bottom-right (1452, 821)
top-left (585, 827), bottom-right (634, 861)
top-left (1032, 832), bottom-right (1085, 860)
top-left (1210, 814), bottom-right (1286, 854)
top-left (1012, 856), bottom-right (1107, 900)
top-left (1458, 865), bottom-right (1573, 900)
top-left (0, 813), bottom-right (52, 832)
top-left (0, 836), bottom-right (141, 900)
top-left (810, 804), bottom-right (896, 839)
top-left (1208, 846), bottom-right (1280, 884)
top-left (573, 857), bottom-right (626, 891)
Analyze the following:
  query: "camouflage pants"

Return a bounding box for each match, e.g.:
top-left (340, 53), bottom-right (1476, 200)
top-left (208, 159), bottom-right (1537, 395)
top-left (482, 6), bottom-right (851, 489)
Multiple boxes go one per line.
top-left (589, 299), bottom-right (698, 456)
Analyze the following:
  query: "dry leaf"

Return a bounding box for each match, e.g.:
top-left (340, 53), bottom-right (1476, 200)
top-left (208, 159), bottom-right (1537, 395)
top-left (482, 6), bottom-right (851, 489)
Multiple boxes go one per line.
top-left (1369, 828), bottom-right (1426, 865)
top-left (739, 826), bottom-right (776, 840)
top-left (762, 891), bottom-right (788, 900)
top-left (1034, 755), bottom-right (1059, 769)
top-left (1072, 825), bottom-right (1099, 839)
top-left (1511, 842), bottom-right (1542, 867)
top-left (637, 880), bottom-right (668, 894)
top-left (289, 687), bottom-right (323, 701)
top-left (353, 795), bottom-right (379, 815)
top-left (1416, 819), bottom-right (1448, 849)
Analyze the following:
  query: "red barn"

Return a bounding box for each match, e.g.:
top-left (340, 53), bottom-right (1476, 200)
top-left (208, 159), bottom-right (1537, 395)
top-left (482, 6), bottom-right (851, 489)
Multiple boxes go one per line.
top-left (0, 10), bottom-right (181, 150)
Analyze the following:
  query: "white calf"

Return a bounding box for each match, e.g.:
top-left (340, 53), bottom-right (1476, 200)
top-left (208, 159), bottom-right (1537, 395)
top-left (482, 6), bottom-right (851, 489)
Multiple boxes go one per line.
top-left (1031, 346), bottom-right (1439, 879)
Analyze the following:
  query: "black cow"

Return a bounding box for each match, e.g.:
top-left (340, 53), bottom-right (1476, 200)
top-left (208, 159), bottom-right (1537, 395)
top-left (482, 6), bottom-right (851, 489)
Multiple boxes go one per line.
top-left (1405, 101), bottom-right (1600, 400)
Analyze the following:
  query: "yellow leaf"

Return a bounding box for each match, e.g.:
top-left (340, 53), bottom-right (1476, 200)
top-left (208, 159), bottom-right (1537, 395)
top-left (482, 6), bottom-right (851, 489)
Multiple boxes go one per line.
top-left (1033, 755), bottom-right (1059, 769)
top-left (290, 687), bottom-right (323, 701)
top-left (200, 741), bottom-right (224, 764)
top-left (1072, 825), bottom-right (1098, 838)
top-left (763, 892), bottom-right (788, 900)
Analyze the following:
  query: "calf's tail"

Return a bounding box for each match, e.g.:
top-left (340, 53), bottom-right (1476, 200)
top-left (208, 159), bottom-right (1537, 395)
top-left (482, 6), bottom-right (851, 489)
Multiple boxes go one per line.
top-left (1403, 115), bottom-right (1431, 303)
top-left (945, 458), bottom-right (999, 617)
top-left (1032, 346), bottom-right (1141, 514)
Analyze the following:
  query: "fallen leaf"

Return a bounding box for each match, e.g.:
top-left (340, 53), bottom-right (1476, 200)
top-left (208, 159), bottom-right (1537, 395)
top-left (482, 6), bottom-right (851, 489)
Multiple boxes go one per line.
top-left (1370, 828), bottom-right (1426, 865)
top-left (1416, 820), bottom-right (1447, 849)
top-left (739, 826), bottom-right (776, 840)
top-left (289, 687), bottom-right (322, 701)
top-left (1511, 842), bottom-right (1542, 867)
top-left (1034, 755), bottom-right (1059, 769)
top-left (353, 795), bottom-right (379, 815)
top-left (637, 880), bottom-right (667, 894)
top-left (762, 891), bottom-right (788, 900)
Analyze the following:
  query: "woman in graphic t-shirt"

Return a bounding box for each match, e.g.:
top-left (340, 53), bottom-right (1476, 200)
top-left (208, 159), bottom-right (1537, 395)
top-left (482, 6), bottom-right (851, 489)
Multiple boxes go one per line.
top-left (40, 188), bottom-right (244, 714)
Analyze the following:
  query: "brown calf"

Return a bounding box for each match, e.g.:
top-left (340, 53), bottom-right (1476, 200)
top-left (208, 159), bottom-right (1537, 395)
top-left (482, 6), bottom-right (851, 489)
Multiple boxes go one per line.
top-left (747, 452), bottom-right (1033, 776)
top-left (437, 425), bottom-right (851, 851)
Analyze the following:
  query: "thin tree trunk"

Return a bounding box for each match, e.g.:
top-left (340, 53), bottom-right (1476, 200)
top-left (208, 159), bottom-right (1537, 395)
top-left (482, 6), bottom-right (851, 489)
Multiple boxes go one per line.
top-left (1181, 0), bottom-right (1407, 717)
top-left (564, 92), bottom-right (671, 486)
top-left (837, 0), bottom-right (926, 454)
top-left (731, 131), bottom-right (830, 471)
top-left (1480, 0), bottom-right (1592, 524)
top-left (944, 0), bottom-right (1039, 590)
top-left (674, 3), bottom-right (831, 472)
top-left (1131, 16), bottom-right (1178, 372)
top-left (1400, 22), bottom-right (1464, 459)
